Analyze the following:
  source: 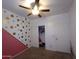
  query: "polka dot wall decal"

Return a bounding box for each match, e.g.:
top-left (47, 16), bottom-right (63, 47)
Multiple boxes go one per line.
top-left (29, 40), bottom-right (31, 42)
top-left (22, 33), bottom-right (23, 34)
top-left (6, 17), bottom-right (10, 20)
top-left (22, 26), bottom-right (24, 28)
top-left (25, 18), bottom-right (27, 20)
top-left (25, 39), bottom-right (27, 41)
top-left (29, 29), bottom-right (30, 31)
top-left (20, 29), bottom-right (22, 32)
top-left (10, 14), bottom-right (14, 17)
top-left (17, 24), bottom-right (19, 26)
top-left (25, 32), bottom-right (27, 34)
top-left (15, 26), bottom-right (17, 28)
top-left (22, 21), bottom-right (24, 23)
top-left (21, 36), bottom-right (23, 38)
top-left (13, 32), bottom-right (16, 35)
top-left (28, 22), bottom-right (30, 24)
top-left (28, 35), bottom-right (30, 37)
top-left (26, 25), bottom-right (27, 27)
top-left (10, 26), bottom-right (13, 29)
top-left (17, 19), bottom-right (19, 21)
top-left (19, 37), bottom-right (20, 39)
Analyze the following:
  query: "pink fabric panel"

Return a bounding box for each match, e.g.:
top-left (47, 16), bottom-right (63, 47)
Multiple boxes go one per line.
top-left (2, 29), bottom-right (27, 56)
top-left (2, 29), bottom-right (10, 55)
top-left (2, 57), bottom-right (10, 59)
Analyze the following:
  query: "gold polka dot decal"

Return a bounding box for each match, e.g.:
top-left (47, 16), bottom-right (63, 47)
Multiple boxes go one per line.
top-left (6, 17), bottom-right (10, 20)
top-left (10, 26), bottom-right (13, 29)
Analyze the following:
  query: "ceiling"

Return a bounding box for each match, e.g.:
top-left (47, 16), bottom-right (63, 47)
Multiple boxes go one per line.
top-left (2, 0), bottom-right (74, 19)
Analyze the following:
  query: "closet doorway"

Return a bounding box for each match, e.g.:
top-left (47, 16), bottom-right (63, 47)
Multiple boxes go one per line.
top-left (38, 26), bottom-right (45, 48)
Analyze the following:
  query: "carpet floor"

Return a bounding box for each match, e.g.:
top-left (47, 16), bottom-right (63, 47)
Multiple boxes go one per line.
top-left (13, 47), bottom-right (73, 59)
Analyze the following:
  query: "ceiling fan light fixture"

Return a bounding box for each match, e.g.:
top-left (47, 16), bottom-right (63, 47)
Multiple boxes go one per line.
top-left (32, 5), bottom-right (39, 15)
top-left (26, 0), bottom-right (35, 4)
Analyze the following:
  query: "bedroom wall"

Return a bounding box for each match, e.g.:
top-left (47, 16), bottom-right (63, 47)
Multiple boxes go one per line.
top-left (68, 0), bottom-right (76, 55)
top-left (2, 8), bottom-right (31, 56)
top-left (30, 13), bottom-right (71, 53)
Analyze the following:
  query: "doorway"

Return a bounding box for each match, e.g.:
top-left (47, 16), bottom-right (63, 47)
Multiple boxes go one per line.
top-left (38, 26), bottom-right (45, 48)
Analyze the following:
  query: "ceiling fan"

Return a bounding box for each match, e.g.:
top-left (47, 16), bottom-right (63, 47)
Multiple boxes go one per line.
top-left (19, 0), bottom-right (50, 17)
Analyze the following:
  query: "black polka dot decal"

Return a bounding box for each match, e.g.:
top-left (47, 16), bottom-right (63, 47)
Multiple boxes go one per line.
top-left (28, 35), bottom-right (30, 37)
top-left (22, 26), bottom-right (24, 28)
top-left (29, 29), bottom-right (30, 31)
top-left (28, 22), bottom-right (30, 24)
top-left (19, 37), bottom-right (20, 39)
top-left (25, 32), bottom-right (27, 34)
top-left (20, 29), bottom-right (22, 32)
top-left (25, 18), bottom-right (27, 20)
top-left (13, 32), bottom-right (16, 35)
top-left (17, 24), bottom-right (19, 26)
top-left (10, 14), bottom-right (14, 17)
top-left (17, 19), bottom-right (19, 21)
top-left (22, 21), bottom-right (24, 23)
top-left (25, 39), bottom-right (27, 41)
top-left (21, 36), bottom-right (23, 38)
top-left (29, 40), bottom-right (31, 42)
top-left (26, 25), bottom-right (27, 27)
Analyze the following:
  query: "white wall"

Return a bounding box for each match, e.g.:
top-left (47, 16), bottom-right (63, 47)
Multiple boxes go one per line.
top-left (68, 0), bottom-right (76, 55)
top-left (30, 13), bottom-right (71, 53)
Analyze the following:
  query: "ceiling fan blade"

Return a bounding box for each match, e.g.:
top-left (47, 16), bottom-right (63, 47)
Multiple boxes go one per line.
top-left (38, 14), bottom-right (42, 18)
top-left (40, 9), bottom-right (50, 12)
top-left (19, 5), bottom-right (31, 9)
top-left (27, 13), bottom-right (32, 16)
top-left (35, 0), bottom-right (39, 6)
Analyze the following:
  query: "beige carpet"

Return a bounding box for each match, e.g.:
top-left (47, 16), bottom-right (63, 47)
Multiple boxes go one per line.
top-left (13, 47), bottom-right (73, 59)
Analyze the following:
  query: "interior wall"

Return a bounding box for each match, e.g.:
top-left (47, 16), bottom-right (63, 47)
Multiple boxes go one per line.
top-left (30, 13), bottom-right (71, 53)
top-left (2, 8), bottom-right (31, 56)
top-left (2, 8), bottom-right (31, 47)
top-left (68, 0), bottom-right (76, 55)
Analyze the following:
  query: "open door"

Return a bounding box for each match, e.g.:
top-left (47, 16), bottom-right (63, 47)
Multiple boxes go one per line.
top-left (38, 26), bottom-right (45, 48)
